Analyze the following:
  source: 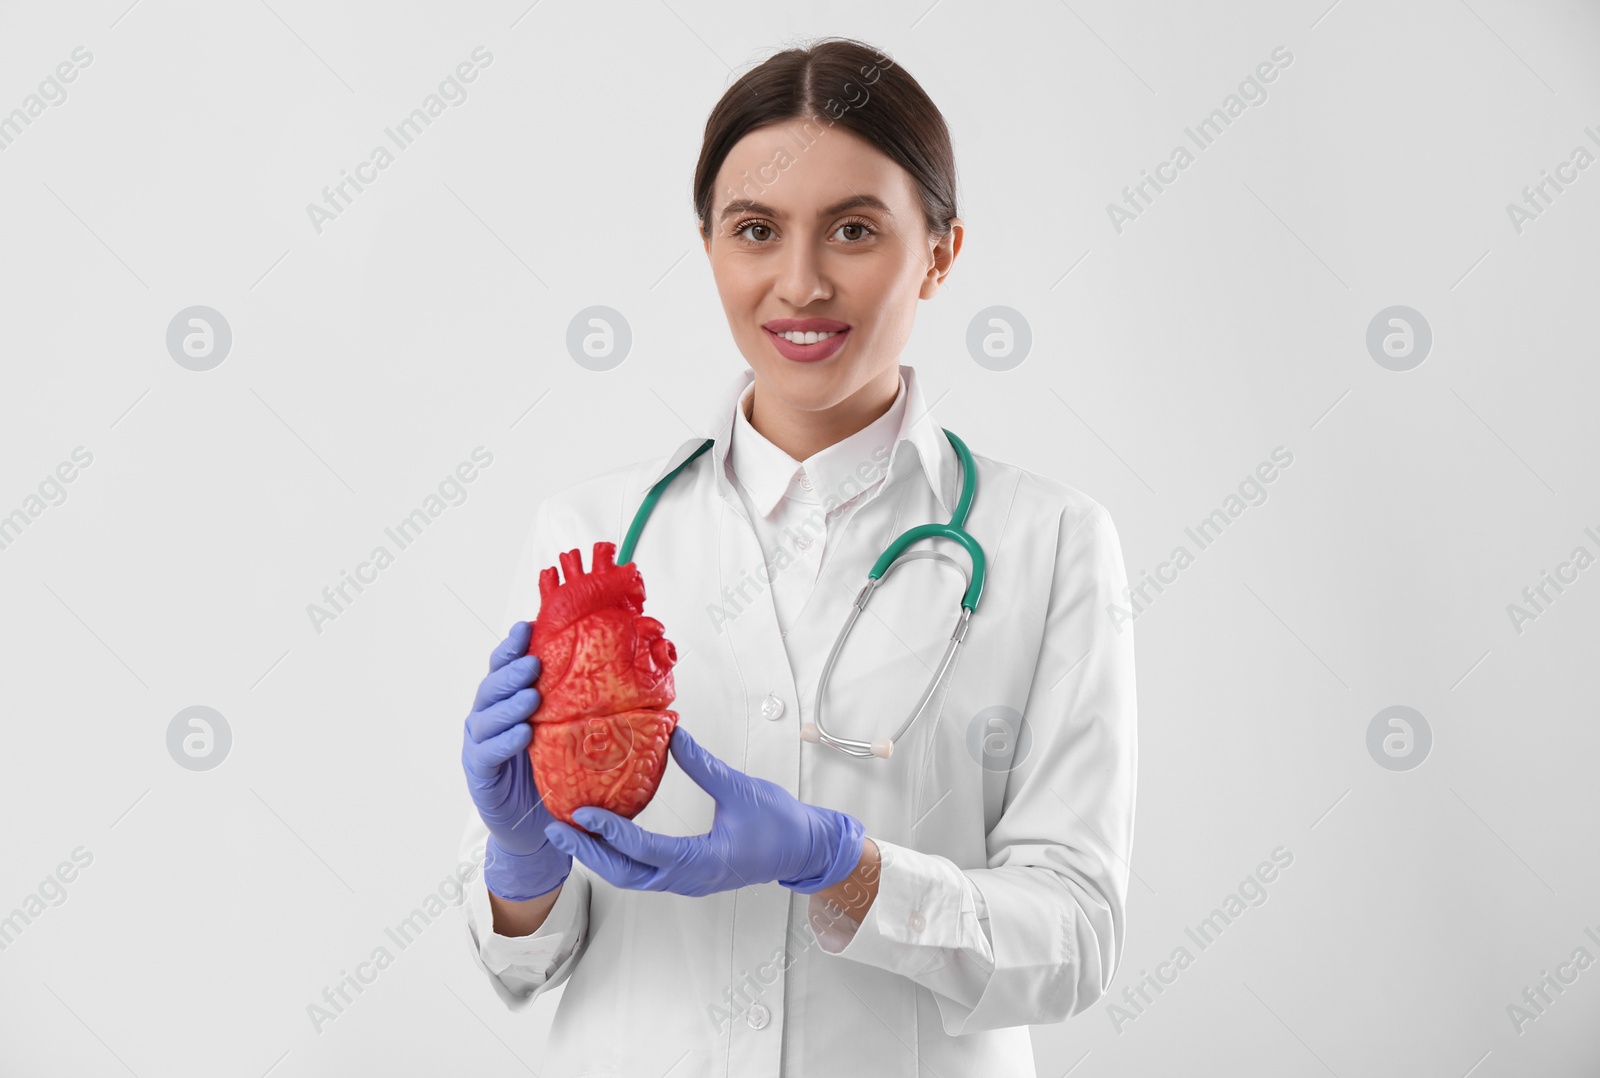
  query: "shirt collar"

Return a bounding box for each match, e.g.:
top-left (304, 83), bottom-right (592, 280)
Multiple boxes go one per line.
top-left (645, 363), bottom-right (958, 519)
top-left (728, 372), bottom-right (907, 519)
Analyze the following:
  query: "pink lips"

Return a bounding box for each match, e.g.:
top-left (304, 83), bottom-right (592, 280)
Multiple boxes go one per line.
top-left (763, 318), bottom-right (851, 363)
top-left (765, 326), bottom-right (849, 363)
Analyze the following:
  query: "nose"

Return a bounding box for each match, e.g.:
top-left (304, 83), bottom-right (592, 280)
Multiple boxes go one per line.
top-left (773, 237), bottom-right (832, 308)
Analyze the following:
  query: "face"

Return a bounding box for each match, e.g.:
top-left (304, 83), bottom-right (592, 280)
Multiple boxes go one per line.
top-left (701, 117), bottom-right (962, 434)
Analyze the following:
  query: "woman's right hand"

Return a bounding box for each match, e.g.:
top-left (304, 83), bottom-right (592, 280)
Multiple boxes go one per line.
top-left (462, 620), bottom-right (572, 901)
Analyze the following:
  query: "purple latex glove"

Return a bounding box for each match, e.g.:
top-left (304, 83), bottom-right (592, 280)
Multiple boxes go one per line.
top-left (461, 620), bottom-right (571, 902)
top-left (542, 725), bottom-right (865, 897)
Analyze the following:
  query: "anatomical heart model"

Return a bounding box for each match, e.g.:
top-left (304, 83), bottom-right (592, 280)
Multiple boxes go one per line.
top-left (527, 541), bottom-right (679, 832)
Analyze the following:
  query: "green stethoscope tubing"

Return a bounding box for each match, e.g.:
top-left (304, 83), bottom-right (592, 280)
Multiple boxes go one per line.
top-left (618, 428), bottom-right (984, 760)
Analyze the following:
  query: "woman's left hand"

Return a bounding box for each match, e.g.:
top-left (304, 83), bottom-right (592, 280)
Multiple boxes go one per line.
top-left (542, 724), bottom-right (865, 897)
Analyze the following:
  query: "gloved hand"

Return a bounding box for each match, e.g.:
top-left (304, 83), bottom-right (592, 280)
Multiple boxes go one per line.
top-left (461, 620), bottom-right (572, 902)
top-left (542, 724), bottom-right (865, 897)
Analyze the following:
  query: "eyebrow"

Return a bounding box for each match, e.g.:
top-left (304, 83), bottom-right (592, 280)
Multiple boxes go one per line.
top-left (717, 193), bottom-right (894, 222)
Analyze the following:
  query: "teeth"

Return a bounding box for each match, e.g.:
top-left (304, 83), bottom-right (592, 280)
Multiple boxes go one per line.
top-left (776, 330), bottom-right (840, 344)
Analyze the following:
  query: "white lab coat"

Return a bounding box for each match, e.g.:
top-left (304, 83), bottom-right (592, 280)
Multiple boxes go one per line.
top-left (457, 364), bottom-right (1138, 1076)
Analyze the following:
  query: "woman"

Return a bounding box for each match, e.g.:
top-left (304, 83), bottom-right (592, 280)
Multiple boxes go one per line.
top-left (458, 37), bottom-right (1137, 1076)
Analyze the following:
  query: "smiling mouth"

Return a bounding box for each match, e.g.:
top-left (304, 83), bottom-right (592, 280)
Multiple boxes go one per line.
top-left (769, 328), bottom-right (843, 344)
top-left (763, 325), bottom-right (851, 363)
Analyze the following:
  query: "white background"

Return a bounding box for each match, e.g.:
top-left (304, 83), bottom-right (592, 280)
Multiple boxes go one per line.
top-left (1, 0), bottom-right (1597, 1075)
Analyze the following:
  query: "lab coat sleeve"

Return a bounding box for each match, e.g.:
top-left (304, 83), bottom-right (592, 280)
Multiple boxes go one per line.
top-left (810, 501), bottom-right (1138, 1035)
top-left (458, 806), bottom-right (593, 1010)
top-left (806, 839), bottom-right (996, 1008)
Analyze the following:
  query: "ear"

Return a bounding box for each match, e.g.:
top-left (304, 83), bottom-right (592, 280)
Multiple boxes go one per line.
top-left (920, 217), bottom-right (963, 300)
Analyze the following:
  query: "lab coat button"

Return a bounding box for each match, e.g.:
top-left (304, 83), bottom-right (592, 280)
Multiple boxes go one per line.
top-left (746, 1002), bottom-right (771, 1029)
top-left (799, 473), bottom-right (813, 491)
top-left (796, 535), bottom-right (812, 551)
top-left (761, 695), bottom-right (785, 720)
top-left (909, 910), bottom-right (925, 932)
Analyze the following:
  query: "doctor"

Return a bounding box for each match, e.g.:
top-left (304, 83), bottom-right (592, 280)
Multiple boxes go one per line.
top-left (457, 37), bottom-right (1137, 1077)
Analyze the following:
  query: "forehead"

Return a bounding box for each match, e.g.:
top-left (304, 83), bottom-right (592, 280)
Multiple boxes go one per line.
top-left (713, 119), bottom-right (915, 214)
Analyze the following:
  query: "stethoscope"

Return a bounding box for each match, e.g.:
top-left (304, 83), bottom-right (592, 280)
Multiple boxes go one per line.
top-left (616, 427), bottom-right (986, 761)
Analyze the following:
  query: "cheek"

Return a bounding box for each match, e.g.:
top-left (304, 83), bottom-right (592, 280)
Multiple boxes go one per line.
top-left (848, 266), bottom-right (921, 331)
top-left (856, 252), bottom-right (922, 300)
top-left (713, 265), bottom-right (762, 315)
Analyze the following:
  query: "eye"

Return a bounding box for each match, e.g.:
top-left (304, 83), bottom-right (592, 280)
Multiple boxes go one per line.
top-left (729, 216), bottom-right (880, 246)
top-left (833, 216), bottom-right (877, 242)
top-left (731, 218), bottom-right (775, 244)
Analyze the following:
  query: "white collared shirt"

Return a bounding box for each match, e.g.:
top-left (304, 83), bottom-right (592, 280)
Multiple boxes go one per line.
top-left (457, 363), bottom-right (1139, 1077)
top-left (726, 371), bottom-right (905, 640)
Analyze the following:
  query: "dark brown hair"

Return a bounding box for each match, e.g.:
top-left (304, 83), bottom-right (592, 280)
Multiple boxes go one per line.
top-left (693, 38), bottom-right (958, 242)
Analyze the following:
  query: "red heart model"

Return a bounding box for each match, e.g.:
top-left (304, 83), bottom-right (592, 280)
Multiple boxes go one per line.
top-left (527, 541), bottom-right (679, 833)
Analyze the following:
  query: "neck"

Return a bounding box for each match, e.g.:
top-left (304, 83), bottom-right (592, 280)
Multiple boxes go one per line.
top-left (747, 367), bottom-right (900, 461)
